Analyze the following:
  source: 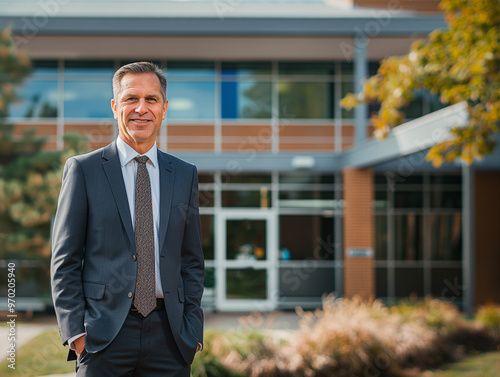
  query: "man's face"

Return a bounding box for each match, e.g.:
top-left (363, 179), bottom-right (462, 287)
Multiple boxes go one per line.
top-left (111, 72), bottom-right (168, 151)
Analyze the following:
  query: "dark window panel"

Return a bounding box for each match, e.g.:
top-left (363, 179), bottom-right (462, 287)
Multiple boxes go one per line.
top-left (279, 268), bottom-right (335, 297)
top-left (429, 213), bottom-right (462, 260)
top-left (200, 215), bottom-right (214, 260)
top-left (278, 81), bottom-right (334, 119)
top-left (375, 215), bottom-right (388, 260)
top-left (221, 81), bottom-right (272, 119)
top-left (395, 213), bottom-right (423, 260)
top-left (395, 268), bottom-right (424, 298)
top-left (375, 267), bottom-right (388, 297)
top-left (222, 190), bottom-right (271, 208)
top-left (278, 61), bottom-right (335, 76)
top-left (279, 215), bottom-right (334, 260)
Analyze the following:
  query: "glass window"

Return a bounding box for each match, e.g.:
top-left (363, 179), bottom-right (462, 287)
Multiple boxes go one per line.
top-left (279, 215), bottom-right (334, 260)
top-left (9, 80), bottom-right (58, 118)
top-left (279, 268), bottom-right (335, 297)
top-left (430, 175), bottom-right (461, 185)
top-left (431, 191), bottom-right (462, 209)
top-left (64, 80), bottom-right (113, 118)
top-left (394, 191), bottom-right (424, 208)
top-left (375, 268), bottom-right (388, 297)
top-left (204, 267), bottom-right (215, 291)
top-left (166, 61), bottom-right (215, 77)
top-left (226, 219), bottom-right (267, 260)
top-left (221, 62), bottom-right (271, 77)
top-left (279, 174), bottom-right (335, 185)
top-left (375, 214), bottom-right (388, 260)
top-left (279, 190), bottom-right (334, 209)
top-left (223, 174), bottom-right (271, 184)
top-left (199, 190), bottom-right (214, 208)
top-left (428, 91), bottom-right (446, 113)
top-left (198, 173), bottom-right (214, 183)
top-left (431, 268), bottom-right (462, 299)
top-left (374, 190), bottom-right (388, 209)
top-left (278, 62), bottom-right (335, 76)
top-left (200, 215), bottom-right (214, 260)
top-left (395, 268), bottom-right (424, 297)
top-left (226, 268), bottom-right (267, 299)
top-left (368, 62), bottom-right (380, 76)
top-left (64, 60), bottom-right (115, 76)
top-left (32, 60), bottom-right (58, 76)
top-left (430, 213), bottom-right (462, 260)
top-left (401, 90), bottom-right (424, 119)
top-left (167, 81), bottom-right (215, 119)
top-left (221, 80), bottom-right (272, 119)
top-left (278, 81), bottom-right (334, 119)
top-left (222, 190), bottom-right (271, 208)
top-left (340, 62), bottom-right (353, 75)
top-left (395, 213), bottom-right (423, 260)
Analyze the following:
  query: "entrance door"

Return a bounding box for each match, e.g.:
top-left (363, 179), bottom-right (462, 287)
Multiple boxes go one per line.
top-left (216, 211), bottom-right (277, 311)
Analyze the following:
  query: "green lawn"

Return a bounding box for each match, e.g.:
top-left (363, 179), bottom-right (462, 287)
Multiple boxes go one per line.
top-left (0, 327), bottom-right (74, 377)
top-left (421, 351), bottom-right (500, 377)
top-left (1, 326), bottom-right (498, 377)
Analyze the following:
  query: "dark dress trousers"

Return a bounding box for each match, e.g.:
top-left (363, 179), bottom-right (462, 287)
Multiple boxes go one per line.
top-left (50, 141), bottom-right (204, 367)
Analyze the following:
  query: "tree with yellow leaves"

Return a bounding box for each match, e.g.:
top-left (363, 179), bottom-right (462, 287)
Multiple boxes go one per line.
top-left (341, 0), bottom-right (499, 166)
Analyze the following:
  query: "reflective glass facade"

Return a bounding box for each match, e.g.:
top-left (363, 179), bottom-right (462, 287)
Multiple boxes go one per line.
top-left (374, 173), bottom-right (462, 303)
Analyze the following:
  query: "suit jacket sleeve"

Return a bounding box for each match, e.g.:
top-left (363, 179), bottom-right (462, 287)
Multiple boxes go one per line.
top-left (181, 165), bottom-right (205, 347)
top-left (50, 157), bottom-right (88, 345)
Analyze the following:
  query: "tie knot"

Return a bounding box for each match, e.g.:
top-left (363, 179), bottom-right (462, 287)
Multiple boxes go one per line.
top-left (134, 156), bottom-right (149, 165)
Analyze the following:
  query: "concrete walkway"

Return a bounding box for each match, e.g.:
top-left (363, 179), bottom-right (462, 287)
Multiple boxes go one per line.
top-left (1, 310), bottom-right (302, 377)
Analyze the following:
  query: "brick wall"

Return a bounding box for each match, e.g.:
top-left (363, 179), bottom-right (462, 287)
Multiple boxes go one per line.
top-left (475, 171), bottom-right (500, 306)
top-left (343, 168), bottom-right (375, 298)
top-left (353, 0), bottom-right (442, 13)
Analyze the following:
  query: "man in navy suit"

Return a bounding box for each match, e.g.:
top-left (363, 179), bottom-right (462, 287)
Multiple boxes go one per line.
top-left (51, 61), bottom-right (204, 376)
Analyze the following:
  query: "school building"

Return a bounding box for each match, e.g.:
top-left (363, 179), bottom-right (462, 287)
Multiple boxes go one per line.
top-left (2, 0), bottom-right (499, 315)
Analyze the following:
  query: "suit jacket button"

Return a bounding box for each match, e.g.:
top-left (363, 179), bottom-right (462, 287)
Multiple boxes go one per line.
top-left (132, 255), bottom-right (137, 261)
top-left (128, 292), bottom-right (133, 298)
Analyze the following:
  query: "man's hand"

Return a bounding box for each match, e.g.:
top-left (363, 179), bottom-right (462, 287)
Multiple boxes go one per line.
top-left (73, 335), bottom-right (86, 357)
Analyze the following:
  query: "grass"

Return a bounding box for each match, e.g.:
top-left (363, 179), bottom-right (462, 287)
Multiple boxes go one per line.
top-left (0, 327), bottom-right (74, 377)
top-left (420, 351), bottom-right (500, 377)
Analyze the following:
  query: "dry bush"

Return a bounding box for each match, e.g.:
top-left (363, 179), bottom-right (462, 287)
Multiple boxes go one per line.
top-left (193, 296), bottom-right (498, 377)
top-left (475, 304), bottom-right (500, 340)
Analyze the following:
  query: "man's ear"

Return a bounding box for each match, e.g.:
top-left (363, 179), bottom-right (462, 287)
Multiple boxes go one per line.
top-left (111, 99), bottom-right (118, 119)
top-left (162, 99), bottom-right (168, 120)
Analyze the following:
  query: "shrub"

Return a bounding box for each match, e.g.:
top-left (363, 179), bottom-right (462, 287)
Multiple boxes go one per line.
top-left (475, 304), bottom-right (500, 341)
top-left (193, 296), bottom-right (498, 377)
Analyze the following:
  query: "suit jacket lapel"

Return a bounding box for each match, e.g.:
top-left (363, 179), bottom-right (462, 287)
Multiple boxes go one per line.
top-left (158, 151), bottom-right (174, 254)
top-left (102, 141), bottom-right (135, 251)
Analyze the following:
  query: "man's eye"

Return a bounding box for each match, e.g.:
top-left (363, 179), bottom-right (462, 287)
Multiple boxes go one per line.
top-left (147, 98), bottom-right (157, 102)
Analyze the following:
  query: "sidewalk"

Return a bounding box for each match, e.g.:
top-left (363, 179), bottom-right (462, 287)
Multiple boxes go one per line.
top-left (2, 310), bottom-right (302, 377)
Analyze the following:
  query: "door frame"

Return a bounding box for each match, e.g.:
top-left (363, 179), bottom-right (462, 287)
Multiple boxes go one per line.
top-left (215, 209), bottom-right (278, 311)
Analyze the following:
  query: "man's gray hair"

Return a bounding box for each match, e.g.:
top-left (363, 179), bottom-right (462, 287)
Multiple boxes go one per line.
top-left (112, 61), bottom-right (167, 103)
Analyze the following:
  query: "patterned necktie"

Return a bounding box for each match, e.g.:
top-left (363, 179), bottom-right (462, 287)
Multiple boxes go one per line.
top-left (133, 156), bottom-right (156, 317)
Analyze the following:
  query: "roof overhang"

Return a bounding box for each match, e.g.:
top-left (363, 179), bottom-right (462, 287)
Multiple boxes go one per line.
top-left (340, 101), bottom-right (469, 169)
top-left (0, 1), bottom-right (446, 37)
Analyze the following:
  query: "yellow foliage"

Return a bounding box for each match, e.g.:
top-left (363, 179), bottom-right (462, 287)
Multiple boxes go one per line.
top-left (341, 0), bottom-right (500, 166)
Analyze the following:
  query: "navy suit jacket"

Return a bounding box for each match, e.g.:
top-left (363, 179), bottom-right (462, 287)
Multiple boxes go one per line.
top-left (50, 141), bottom-right (204, 364)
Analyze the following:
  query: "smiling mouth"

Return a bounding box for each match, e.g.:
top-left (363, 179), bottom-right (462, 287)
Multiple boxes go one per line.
top-left (132, 119), bottom-right (151, 124)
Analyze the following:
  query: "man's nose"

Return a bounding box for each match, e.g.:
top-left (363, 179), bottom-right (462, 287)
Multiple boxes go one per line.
top-left (134, 99), bottom-right (148, 115)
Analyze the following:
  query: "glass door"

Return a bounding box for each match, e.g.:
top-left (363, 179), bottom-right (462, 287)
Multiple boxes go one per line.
top-left (216, 210), bottom-right (277, 311)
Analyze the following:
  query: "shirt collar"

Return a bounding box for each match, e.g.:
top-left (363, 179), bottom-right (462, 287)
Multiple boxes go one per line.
top-left (116, 137), bottom-right (158, 169)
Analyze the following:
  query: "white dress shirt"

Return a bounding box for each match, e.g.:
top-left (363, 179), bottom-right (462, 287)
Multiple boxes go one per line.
top-left (116, 136), bottom-right (164, 298)
top-left (69, 137), bottom-right (164, 350)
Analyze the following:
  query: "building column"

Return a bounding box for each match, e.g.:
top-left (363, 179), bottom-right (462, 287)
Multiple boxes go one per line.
top-left (474, 170), bottom-right (500, 308)
top-left (354, 35), bottom-right (368, 145)
top-left (343, 167), bottom-right (374, 298)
